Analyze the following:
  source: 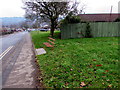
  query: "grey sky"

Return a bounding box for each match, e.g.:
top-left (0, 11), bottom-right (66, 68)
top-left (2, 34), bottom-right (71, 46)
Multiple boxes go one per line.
top-left (0, 0), bottom-right (119, 17)
top-left (82, 0), bottom-right (119, 14)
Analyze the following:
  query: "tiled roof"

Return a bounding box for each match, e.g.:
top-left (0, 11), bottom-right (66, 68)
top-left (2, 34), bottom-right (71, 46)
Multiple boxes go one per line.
top-left (78, 13), bottom-right (120, 22)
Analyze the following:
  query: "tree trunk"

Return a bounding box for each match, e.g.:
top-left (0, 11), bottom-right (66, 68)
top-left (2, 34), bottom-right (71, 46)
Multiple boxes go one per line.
top-left (50, 20), bottom-right (55, 37)
top-left (50, 26), bottom-right (55, 37)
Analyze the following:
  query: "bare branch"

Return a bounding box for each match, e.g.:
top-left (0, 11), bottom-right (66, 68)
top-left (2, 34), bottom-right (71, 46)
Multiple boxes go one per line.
top-left (23, 0), bottom-right (85, 36)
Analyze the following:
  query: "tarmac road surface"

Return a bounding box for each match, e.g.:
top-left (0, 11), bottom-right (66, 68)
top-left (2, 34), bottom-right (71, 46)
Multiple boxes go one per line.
top-left (0, 32), bottom-right (28, 54)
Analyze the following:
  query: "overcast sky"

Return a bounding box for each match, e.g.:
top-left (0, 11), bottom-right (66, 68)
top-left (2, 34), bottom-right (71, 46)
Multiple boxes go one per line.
top-left (0, 0), bottom-right (119, 17)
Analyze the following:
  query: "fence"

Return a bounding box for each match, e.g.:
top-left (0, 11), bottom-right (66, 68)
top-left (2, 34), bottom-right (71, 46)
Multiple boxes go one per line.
top-left (61, 22), bottom-right (120, 39)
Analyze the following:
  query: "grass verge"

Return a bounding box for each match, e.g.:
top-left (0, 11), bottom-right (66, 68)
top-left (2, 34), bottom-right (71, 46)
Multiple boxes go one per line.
top-left (31, 31), bottom-right (119, 88)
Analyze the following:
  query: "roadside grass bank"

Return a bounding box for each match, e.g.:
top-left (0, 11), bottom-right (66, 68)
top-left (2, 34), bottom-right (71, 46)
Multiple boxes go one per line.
top-left (31, 31), bottom-right (119, 88)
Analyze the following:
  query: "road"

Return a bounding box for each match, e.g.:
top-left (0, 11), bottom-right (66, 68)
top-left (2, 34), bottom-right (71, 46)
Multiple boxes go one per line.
top-left (0, 32), bottom-right (28, 54)
top-left (0, 32), bottom-right (29, 87)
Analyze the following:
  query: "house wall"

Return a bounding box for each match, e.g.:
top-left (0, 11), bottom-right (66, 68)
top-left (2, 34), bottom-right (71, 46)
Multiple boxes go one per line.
top-left (61, 22), bottom-right (120, 39)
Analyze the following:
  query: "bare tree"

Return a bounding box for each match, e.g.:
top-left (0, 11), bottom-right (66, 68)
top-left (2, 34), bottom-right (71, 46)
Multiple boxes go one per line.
top-left (20, 21), bottom-right (29, 29)
top-left (23, 0), bottom-right (82, 37)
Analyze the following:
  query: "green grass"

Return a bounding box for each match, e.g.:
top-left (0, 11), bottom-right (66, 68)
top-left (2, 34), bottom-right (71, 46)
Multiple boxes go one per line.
top-left (31, 31), bottom-right (119, 88)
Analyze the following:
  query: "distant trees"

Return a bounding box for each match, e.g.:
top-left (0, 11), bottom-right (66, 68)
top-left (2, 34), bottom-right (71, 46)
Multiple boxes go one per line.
top-left (60, 12), bottom-right (81, 25)
top-left (23, 0), bottom-right (83, 37)
top-left (20, 21), bottom-right (29, 29)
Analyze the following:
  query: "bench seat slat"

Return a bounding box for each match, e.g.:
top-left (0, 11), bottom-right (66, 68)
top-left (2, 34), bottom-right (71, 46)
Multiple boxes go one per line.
top-left (48, 40), bottom-right (55, 44)
top-left (48, 37), bottom-right (55, 41)
top-left (43, 42), bottom-right (53, 47)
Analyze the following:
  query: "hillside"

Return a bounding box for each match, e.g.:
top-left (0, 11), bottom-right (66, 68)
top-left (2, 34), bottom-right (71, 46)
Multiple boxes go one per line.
top-left (0, 17), bottom-right (26, 26)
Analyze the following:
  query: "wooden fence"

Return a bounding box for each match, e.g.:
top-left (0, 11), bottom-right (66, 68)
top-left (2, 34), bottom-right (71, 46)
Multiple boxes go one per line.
top-left (61, 22), bottom-right (120, 39)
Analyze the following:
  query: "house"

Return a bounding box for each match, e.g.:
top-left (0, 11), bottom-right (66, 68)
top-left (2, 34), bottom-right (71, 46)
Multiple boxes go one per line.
top-left (78, 13), bottom-right (120, 22)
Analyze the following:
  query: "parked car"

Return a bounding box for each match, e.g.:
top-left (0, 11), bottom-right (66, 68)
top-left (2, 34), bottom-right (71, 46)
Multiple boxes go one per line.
top-left (0, 29), bottom-right (14, 35)
top-left (38, 29), bottom-right (49, 32)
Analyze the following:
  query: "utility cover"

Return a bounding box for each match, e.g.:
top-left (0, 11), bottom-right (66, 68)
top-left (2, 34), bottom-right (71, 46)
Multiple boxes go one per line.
top-left (36, 48), bottom-right (46, 55)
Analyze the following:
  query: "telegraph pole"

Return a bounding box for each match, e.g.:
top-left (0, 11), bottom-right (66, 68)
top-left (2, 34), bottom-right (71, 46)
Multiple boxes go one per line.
top-left (109, 6), bottom-right (113, 22)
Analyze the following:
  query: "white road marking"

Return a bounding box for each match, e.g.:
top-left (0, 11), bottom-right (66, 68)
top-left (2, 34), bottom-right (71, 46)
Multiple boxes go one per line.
top-left (0, 46), bottom-right (12, 57)
top-left (0, 46), bottom-right (13, 60)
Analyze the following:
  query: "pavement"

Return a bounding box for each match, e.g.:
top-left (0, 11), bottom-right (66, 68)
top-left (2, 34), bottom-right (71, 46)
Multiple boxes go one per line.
top-left (2, 33), bottom-right (40, 88)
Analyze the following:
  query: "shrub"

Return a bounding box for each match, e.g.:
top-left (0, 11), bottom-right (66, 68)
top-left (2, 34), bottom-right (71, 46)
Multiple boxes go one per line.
top-left (85, 23), bottom-right (92, 38)
top-left (66, 15), bottom-right (81, 24)
top-left (60, 15), bottom-right (81, 25)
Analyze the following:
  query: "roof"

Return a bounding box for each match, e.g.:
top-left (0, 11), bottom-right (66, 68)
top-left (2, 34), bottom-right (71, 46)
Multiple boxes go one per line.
top-left (78, 13), bottom-right (120, 22)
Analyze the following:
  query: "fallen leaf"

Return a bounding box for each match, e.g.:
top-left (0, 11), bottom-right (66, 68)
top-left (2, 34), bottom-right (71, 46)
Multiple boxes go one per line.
top-left (102, 76), bottom-right (106, 77)
top-left (93, 59), bottom-right (96, 61)
top-left (102, 73), bottom-right (106, 74)
top-left (105, 70), bottom-right (109, 72)
top-left (65, 82), bottom-right (69, 86)
top-left (89, 65), bottom-right (93, 68)
top-left (108, 85), bottom-right (112, 87)
top-left (80, 82), bottom-right (86, 87)
top-left (88, 72), bottom-right (93, 74)
top-left (96, 64), bottom-right (102, 67)
top-left (107, 79), bottom-right (110, 81)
